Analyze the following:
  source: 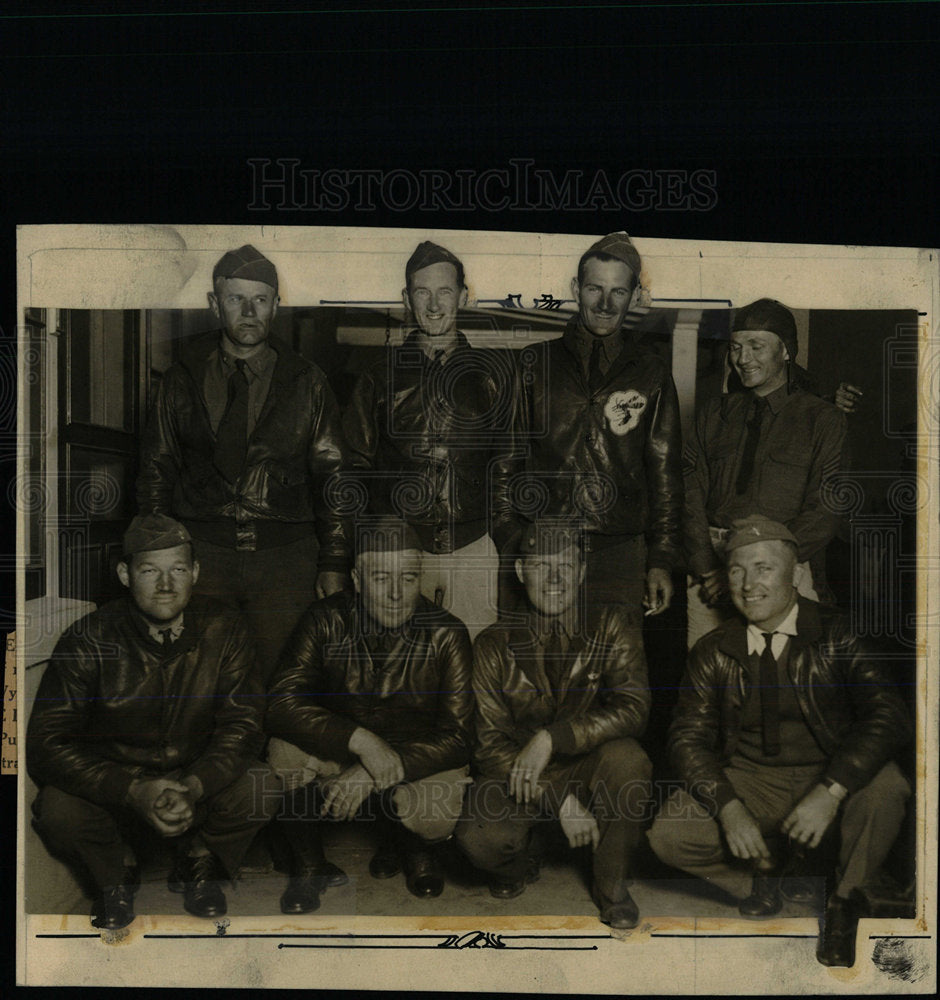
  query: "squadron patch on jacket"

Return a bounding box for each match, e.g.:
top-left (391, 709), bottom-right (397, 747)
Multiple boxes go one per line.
top-left (603, 389), bottom-right (648, 436)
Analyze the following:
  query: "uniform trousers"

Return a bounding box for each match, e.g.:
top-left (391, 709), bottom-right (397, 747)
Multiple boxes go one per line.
top-left (647, 756), bottom-right (910, 899)
top-left (32, 763), bottom-right (278, 890)
top-left (192, 534), bottom-right (320, 683)
top-left (456, 738), bottom-right (652, 906)
top-left (269, 738), bottom-right (471, 842)
top-left (419, 532), bottom-right (499, 640)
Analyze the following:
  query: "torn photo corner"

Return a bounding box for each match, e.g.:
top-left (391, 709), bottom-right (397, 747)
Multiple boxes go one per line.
top-left (14, 223), bottom-right (938, 994)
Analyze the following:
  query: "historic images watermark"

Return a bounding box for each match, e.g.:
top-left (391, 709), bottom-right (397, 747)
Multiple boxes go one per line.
top-left (247, 158), bottom-right (718, 213)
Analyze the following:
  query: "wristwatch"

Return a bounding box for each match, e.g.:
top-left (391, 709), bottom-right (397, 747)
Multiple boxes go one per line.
top-left (821, 776), bottom-right (848, 801)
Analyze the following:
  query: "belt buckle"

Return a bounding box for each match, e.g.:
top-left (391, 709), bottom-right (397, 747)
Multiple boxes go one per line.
top-left (235, 521), bottom-right (257, 552)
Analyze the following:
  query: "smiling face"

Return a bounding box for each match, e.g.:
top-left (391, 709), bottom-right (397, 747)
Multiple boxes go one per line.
top-left (208, 276), bottom-right (279, 356)
top-left (353, 549), bottom-right (423, 629)
top-left (728, 328), bottom-right (789, 397)
top-left (571, 256), bottom-right (637, 339)
top-left (117, 543), bottom-right (199, 625)
top-left (515, 543), bottom-right (586, 618)
top-left (727, 539), bottom-right (801, 631)
top-left (403, 261), bottom-right (467, 340)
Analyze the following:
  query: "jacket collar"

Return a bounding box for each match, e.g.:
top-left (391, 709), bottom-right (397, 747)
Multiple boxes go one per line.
top-left (123, 594), bottom-right (204, 656)
top-left (179, 330), bottom-right (310, 386)
top-left (506, 607), bottom-right (588, 695)
top-left (401, 328), bottom-right (470, 361)
top-left (347, 592), bottom-right (439, 644)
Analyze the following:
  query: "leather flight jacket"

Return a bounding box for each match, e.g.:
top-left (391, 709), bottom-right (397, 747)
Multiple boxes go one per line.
top-left (669, 597), bottom-right (913, 811)
top-left (471, 604), bottom-right (650, 781)
top-left (523, 323), bottom-right (684, 572)
top-left (265, 592), bottom-right (474, 783)
top-left (26, 595), bottom-right (266, 807)
top-left (136, 331), bottom-right (352, 571)
top-left (343, 331), bottom-right (525, 554)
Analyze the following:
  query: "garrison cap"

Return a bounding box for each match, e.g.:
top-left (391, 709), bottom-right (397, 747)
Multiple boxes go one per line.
top-left (123, 514), bottom-right (192, 558)
top-left (732, 298), bottom-right (798, 361)
top-left (212, 244), bottom-right (278, 292)
top-left (405, 241), bottom-right (464, 282)
top-left (581, 231), bottom-right (642, 279)
top-left (724, 515), bottom-right (798, 555)
top-left (357, 516), bottom-right (423, 556)
top-left (519, 520), bottom-right (584, 557)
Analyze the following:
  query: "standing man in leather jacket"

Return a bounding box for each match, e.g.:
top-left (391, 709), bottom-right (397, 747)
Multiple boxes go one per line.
top-left (456, 520), bottom-right (652, 929)
top-left (683, 298), bottom-right (848, 647)
top-left (519, 232), bottom-right (683, 619)
top-left (28, 515), bottom-right (275, 930)
top-left (137, 244), bottom-right (352, 682)
top-left (264, 517), bottom-right (474, 914)
top-left (343, 240), bottom-right (524, 638)
top-left (648, 516), bottom-right (912, 968)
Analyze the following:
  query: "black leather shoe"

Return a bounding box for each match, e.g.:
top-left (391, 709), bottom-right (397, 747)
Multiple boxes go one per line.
top-left (489, 852), bottom-right (541, 900)
top-left (781, 876), bottom-right (820, 905)
top-left (312, 860), bottom-right (349, 888)
top-left (403, 847), bottom-right (444, 899)
top-left (369, 842), bottom-right (402, 880)
top-left (598, 890), bottom-right (640, 930)
top-left (177, 853), bottom-right (228, 919)
top-left (91, 867), bottom-right (139, 931)
top-left (817, 893), bottom-right (862, 967)
top-left (280, 871), bottom-right (322, 915)
top-left (739, 874), bottom-right (782, 917)
top-left (489, 878), bottom-right (526, 900)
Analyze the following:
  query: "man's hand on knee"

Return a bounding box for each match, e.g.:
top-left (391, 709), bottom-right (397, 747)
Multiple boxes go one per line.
top-left (349, 728), bottom-right (405, 790)
top-left (320, 763), bottom-right (375, 821)
top-left (509, 730), bottom-right (552, 804)
top-left (127, 777), bottom-right (195, 836)
top-left (718, 798), bottom-right (771, 862)
top-left (781, 784), bottom-right (840, 849)
top-left (559, 794), bottom-right (600, 850)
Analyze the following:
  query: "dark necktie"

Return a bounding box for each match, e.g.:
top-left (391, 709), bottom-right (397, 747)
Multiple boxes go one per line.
top-left (588, 339), bottom-right (604, 394)
top-left (214, 358), bottom-right (250, 483)
top-left (159, 628), bottom-right (174, 647)
top-left (759, 631), bottom-right (781, 756)
top-left (735, 396), bottom-right (767, 495)
top-left (368, 628), bottom-right (399, 672)
top-left (543, 620), bottom-right (565, 693)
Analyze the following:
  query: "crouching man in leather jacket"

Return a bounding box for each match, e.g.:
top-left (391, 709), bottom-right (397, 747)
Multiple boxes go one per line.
top-left (28, 515), bottom-right (276, 930)
top-left (648, 515), bottom-right (912, 968)
top-left (455, 520), bottom-right (652, 930)
top-left (265, 517), bottom-right (474, 914)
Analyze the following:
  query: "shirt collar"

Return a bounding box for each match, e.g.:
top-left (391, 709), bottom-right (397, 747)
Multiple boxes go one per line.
top-left (530, 607), bottom-right (579, 643)
top-left (754, 380), bottom-right (792, 415)
top-left (407, 329), bottom-right (466, 364)
top-left (218, 339), bottom-right (276, 380)
top-left (146, 614), bottom-right (185, 645)
top-left (567, 320), bottom-right (625, 367)
top-left (746, 600), bottom-right (799, 655)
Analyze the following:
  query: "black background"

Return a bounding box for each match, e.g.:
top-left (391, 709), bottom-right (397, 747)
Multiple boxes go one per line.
top-left (2, 1), bottom-right (938, 997)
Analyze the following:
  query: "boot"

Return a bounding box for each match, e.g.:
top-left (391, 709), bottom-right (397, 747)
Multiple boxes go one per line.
top-left (279, 796), bottom-right (348, 915)
top-left (738, 873), bottom-right (782, 917)
top-left (369, 797), bottom-right (402, 880)
top-left (817, 891), bottom-right (864, 967)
